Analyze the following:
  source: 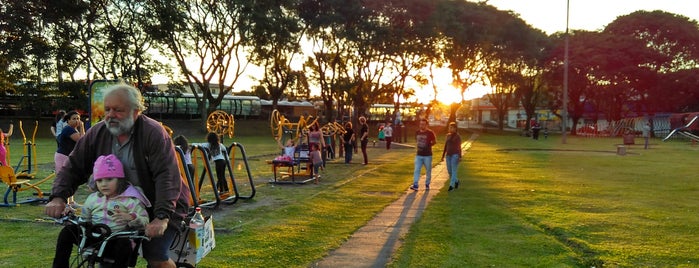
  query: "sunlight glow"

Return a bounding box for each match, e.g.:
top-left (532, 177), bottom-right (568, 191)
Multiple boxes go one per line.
top-left (414, 68), bottom-right (492, 105)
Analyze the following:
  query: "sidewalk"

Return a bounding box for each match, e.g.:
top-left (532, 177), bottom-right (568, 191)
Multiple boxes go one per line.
top-left (312, 134), bottom-right (477, 268)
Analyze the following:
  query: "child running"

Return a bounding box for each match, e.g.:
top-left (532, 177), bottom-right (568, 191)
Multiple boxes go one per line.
top-left (53, 154), bottom-right (151, 268)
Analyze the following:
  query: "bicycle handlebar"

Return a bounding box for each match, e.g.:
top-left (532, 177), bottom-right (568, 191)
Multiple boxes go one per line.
top-left (105, 230), bottom-right (151, 242)
top-left (55, 212), bottom-right (150, 241)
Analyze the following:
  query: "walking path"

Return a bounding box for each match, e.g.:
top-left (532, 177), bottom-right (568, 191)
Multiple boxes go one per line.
top-left (312, 133), bottom-right (478, 268)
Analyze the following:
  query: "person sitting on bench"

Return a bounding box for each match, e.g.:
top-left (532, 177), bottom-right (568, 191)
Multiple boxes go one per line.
top-left (275, 136), bottom-right (300, 162)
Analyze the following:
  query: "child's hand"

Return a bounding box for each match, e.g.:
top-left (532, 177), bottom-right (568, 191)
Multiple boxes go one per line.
top-left (112, 207), bottom-right (135, 222)
top-left (62, 205), bottom-right (75, 216)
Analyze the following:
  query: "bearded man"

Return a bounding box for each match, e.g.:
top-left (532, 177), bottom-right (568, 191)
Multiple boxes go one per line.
top-left (45, 83), bottom-right (190, 268)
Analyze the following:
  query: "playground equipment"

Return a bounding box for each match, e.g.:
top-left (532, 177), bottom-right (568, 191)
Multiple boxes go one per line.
top-left (663, 114), bottom-right (699, 142)
top-left (0, 165), bottom-right (53, 206)
top-left (177, 110), bottom-right (255, 209)
top-left (161, 123), bottom-right (174, 137)
top-left (270, 109), bottom-right (318, 141)
top-left (13, 120), bottom-right (38, 175)
top-left (320, 121), bottom-right (346, 136)
top-left (0, 120), bottom-right (54, 206)
top-left (321, 121), bottom-right (346, 159)
top-left (226, 142), bottom-right (256, 200)
top-left (174, 146), bottom-right (199, 209)
top-left (206, 110), bottom-right (235, 139)
top-left (186, 144), bottom-right (222, 209)
top-left (268, 143), bottom-right (315, 184)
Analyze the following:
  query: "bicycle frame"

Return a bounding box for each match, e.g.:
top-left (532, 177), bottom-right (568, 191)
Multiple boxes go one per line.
top-left (57, 214), bottom-right (149, 268)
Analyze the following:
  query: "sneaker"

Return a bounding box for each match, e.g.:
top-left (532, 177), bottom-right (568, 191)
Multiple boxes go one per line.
top-left (409, 185), bottom-right (418, 191)
top-left (425, 184), bottom-right (430, 190)
top-left (455, 181), bottom-right (460, 189)
top-left (448, 186), bottom-right (454, 191)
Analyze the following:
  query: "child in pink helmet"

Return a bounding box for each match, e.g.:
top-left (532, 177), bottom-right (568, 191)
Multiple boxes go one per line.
top-left (53, 154), bottom-right (151, 268)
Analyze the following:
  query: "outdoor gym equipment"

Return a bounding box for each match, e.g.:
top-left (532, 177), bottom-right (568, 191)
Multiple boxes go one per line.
top-left (226, 142), bottom-right (256, 200)
top-left (0, 165), bottom-right (53, 206)
top-left (321, 121), bottom-right (346, 159)
top-left (270, 109), bottom-right (318, 141)
top-left (161, 122), bottom-right (174, 137)
top-left (320, 121), bottom-right (346, 136)
top-left (184, 140), bottom-right (257, 209)
top-left (13, 120), bottom-right (38, 175)
top-left (206, 110), bottom-right (235, 139)
top-left (0, 120), bottom-right (54, 206)
top-left (175, 146), bottom-right (199, 209)
top-left (188, 145), bottom-right (223, 209)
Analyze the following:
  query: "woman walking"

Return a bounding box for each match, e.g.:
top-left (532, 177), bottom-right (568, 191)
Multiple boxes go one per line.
top-left (441, 122), bottom-right (462, 191)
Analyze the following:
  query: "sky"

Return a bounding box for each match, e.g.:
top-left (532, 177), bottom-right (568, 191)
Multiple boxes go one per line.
top-left (154, 1), bottom-right (699, 104)
top-left (428, 0), bottom-right (699, 104)
top-left (486, 0), bottom-right (699, 35)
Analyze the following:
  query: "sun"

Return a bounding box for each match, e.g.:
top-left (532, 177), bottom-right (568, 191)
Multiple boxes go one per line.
top-left (433, 84), bottom-right (491, 105)
top-left (414, 67), bottom-right (492, 105)
top-left (436, 87), bottom-right (463, 104)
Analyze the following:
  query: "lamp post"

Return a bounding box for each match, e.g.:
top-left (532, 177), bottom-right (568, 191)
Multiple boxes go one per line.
top-left (393, 93), bottom-right (402, 143)
top-left (562, 0), bottom-right (570, 144)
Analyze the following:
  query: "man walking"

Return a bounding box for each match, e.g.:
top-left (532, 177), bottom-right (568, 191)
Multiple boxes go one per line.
top-left (410, 118), bottom-right (436, 191)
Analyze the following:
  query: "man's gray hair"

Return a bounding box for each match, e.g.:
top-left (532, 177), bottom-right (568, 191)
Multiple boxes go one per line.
top-left (104, 83), bottom-right (146, 111)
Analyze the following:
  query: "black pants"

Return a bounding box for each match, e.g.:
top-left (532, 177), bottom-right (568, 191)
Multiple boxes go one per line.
top-left (53, 224), bottom-right (133, 268)
top-left (361, 139), bottom-right (368, 164)
top-left (214, 159), bottom-right (228, 192)
top-left (344, 142), bottom-right (353, 163)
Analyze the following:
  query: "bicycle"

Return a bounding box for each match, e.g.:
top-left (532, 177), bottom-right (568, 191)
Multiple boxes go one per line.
top-left (55, 213), bottom-right (150, 268)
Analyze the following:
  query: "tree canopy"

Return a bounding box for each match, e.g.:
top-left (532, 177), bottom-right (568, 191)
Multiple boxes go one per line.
top-left (2, 1), bottom-right (699, 130)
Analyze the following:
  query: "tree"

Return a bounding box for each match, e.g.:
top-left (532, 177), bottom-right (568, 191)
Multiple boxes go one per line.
top-left (299, 0), bottom-right (356, 123)
top-left (148, 0), bottom-right (253, 124)
top-left (381, 0), bottom-right (439, 122)
top-left (545, 31), bottom-right (611, 135)
top-left (484, 9), bottom-right (548, 130)
top-left (249, 0), bottom-right (307, 109)
top-left (605, 10), bottom-right (699, 115)
top-left (438, 1), bottom-right (499, 124)
top-left (0, 2), bottom-right (46, 87)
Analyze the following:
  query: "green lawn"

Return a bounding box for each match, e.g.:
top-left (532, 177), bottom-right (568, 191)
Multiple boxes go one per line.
top-left (391, 132), bottom-right (699, 267)
top-left (0, 122), bottom-right (697, 267)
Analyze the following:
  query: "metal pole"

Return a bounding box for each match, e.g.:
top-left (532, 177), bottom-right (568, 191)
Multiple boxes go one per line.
top-left (562, 0), bottom-right (570, 144)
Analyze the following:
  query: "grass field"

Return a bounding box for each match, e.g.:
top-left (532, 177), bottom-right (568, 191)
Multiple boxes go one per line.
top-left (391, 132), bottom-right (699, 267)
top-left (0, 120), bottom-right (697, 267)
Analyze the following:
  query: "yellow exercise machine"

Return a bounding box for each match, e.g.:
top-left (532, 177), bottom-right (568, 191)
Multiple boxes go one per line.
top-left (206, 110), bottom-right (235, 139)
top-left (0, 120), bottom-right (54, 206)
top-left (269, 109), bottom-right (318, 141)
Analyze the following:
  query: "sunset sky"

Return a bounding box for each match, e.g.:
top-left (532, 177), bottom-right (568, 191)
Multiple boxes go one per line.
top-left (429, 0), bottom-right (699, 104)
top-left (155, 1), bottom-right (699, 104)
top-left (486, 0), bottom-right (699, 35)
